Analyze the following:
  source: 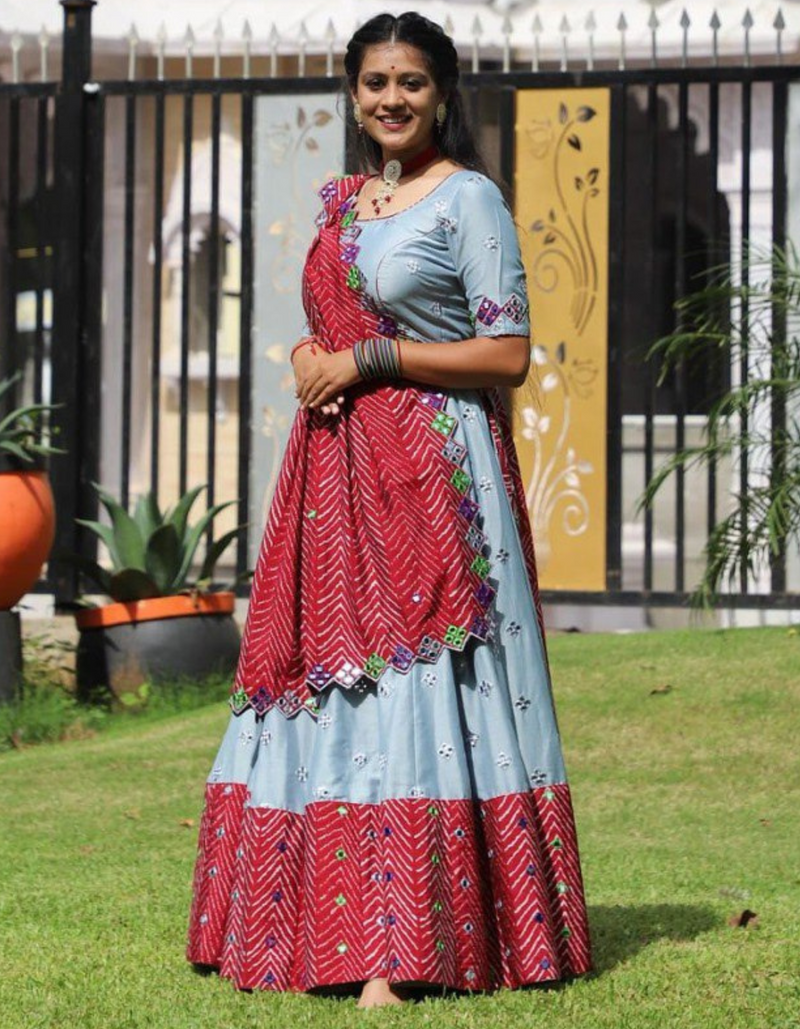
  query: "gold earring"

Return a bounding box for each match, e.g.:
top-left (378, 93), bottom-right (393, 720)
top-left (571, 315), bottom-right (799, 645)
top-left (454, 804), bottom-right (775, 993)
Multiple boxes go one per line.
top-left (435, 102), bottom-right (447, 127)
top-left (353, 101), bottom-right (364, 133)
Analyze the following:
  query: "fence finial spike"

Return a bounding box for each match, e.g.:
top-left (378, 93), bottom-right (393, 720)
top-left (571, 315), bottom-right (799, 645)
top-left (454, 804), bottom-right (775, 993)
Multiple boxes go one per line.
top-left (774, 6), bottom-right (785, 62)
top-left (617, 12), bottom-right (628, 70)
top-left (680, 8), bottom-right (691, 29)
top-left (10, 29), bottom-right (22, 84)
top-left (185, 24), bottom-right (196, 45)
top-left (128, 22), bottom-right (139, 44)
top-left (710, 9), bottom-right (720, 65)
top-left (501, 13), bottom-right (512, 73)
top-left (157, 21), bottom-right (167, 43)
top-left (268, 22), bottom-right (279, 78)
top-left (533, 14), bottom-right (543, 35)
top-left (742, 7), bottom-right (753, 66)
top-left (213, 19), bottom-right (224, 41)
top-left (585, 10), bottom-right (596, 71)
top-left (647, 8), bottom-right (659, 31)
top-left (471, 15), bottom-right (482, 74)
top-left (325, 18), bottom-right (336, 77)
top-left (299, 20), bottom-right (310, 42)
top-left (39, 23), bottom-right (50, 82)
top-left (243, 19), bottom-right (253, 41)
top-left (559, 15), bottom-right (571, 34)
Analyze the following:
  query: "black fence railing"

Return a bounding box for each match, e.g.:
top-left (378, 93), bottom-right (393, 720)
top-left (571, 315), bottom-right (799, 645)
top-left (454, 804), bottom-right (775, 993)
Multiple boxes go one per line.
top-left (2, 2), bottom-right (799, 611)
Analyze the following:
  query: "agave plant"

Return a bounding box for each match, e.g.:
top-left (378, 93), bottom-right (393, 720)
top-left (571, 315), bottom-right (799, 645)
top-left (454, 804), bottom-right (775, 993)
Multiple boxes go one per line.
top-left (69, 482), bottom-right (247, 603)
top-left (640, 241), bottom-right (800, 606)
top-left (0, 371), bottom-right (65, 464)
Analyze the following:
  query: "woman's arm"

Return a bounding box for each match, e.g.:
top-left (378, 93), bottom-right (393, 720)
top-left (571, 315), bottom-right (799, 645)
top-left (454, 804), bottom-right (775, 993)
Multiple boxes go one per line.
top-left (294, 333), bottom-right (530, 410)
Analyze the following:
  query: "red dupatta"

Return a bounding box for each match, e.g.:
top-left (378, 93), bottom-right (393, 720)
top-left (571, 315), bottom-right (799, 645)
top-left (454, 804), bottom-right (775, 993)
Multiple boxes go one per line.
top-left (230, 176), bottom-right (543, 719)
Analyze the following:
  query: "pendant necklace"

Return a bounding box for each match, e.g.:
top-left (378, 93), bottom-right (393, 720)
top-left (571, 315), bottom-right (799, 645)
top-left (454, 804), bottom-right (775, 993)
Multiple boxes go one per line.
top-left (371, 144), bottom-right (440, 216)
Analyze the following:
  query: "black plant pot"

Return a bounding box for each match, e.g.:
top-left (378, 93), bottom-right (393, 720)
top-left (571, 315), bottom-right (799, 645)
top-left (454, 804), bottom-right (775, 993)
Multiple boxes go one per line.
top-left (75, 593), bottom-right (241, 704)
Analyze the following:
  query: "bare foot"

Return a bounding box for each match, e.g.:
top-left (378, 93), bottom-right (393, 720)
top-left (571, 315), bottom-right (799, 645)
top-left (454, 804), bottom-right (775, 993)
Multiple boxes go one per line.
top-left (356, 978), bottom-right (406, 1008)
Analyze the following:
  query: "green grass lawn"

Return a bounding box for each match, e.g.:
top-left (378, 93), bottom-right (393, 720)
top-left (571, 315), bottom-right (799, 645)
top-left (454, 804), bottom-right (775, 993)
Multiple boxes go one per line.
top-left (1, 626), bottom-right (798, 1029)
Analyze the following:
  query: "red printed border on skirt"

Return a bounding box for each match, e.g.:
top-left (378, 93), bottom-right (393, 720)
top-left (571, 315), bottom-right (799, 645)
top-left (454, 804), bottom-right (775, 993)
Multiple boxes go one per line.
top-left (186, 783), bottom-right (592, 992)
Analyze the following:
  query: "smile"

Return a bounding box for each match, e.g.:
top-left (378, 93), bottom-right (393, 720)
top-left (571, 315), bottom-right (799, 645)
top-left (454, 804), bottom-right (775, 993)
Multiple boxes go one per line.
top-left (377, 115), bottom-right (412, 126)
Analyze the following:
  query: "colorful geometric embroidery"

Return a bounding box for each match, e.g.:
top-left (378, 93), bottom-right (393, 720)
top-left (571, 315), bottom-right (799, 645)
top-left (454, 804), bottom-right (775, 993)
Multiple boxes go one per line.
top-left (475, 293), bottom-right (530, 328)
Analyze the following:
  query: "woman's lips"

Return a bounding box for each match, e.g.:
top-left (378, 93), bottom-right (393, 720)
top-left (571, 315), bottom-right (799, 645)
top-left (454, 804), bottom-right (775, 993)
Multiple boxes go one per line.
top-left (376, 115), bottom-right (412, 132)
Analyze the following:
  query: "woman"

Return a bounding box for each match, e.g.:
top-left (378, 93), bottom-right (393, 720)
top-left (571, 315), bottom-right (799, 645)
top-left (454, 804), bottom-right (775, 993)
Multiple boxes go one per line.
top-left (187, 12), bottom-right (592, 1008)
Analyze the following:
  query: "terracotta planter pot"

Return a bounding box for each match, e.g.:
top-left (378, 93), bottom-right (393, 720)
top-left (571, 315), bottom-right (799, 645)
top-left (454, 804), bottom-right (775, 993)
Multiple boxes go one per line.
top-left (75, 591), bottom-right (241, 704)
top-left (0, 463), bottom-right (56, 610)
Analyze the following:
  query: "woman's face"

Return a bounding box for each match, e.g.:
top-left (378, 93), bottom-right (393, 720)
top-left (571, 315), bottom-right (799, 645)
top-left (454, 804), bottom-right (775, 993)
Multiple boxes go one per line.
top-left (351, 41), bottom-right (443, 160)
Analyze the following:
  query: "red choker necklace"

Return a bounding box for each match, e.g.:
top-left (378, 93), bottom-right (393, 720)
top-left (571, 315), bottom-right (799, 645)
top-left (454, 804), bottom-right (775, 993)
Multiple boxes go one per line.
top-left (372, 144), bottom-right (440, 214)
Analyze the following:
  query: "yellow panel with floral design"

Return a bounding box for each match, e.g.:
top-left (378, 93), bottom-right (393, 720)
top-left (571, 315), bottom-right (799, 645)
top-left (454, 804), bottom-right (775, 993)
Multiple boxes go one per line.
top-left (514, 88), bottom-right (609, 591)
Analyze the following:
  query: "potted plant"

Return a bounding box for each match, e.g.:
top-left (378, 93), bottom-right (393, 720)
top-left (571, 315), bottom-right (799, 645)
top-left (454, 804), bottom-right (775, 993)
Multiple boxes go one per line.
top-left (0, 372), bottom-right (64, 612)
top-left (68, 482), bottom-right (248, 704)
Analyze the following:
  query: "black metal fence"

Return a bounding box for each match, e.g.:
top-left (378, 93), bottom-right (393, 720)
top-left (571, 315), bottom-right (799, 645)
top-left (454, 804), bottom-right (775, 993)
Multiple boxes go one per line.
top-left (2, 2), bottom-right (798, 611)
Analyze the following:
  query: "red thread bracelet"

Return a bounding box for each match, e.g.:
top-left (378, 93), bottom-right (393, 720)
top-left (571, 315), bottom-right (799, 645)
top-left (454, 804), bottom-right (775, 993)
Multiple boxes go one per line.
top-left (291, 337), bottom-right (317, 361)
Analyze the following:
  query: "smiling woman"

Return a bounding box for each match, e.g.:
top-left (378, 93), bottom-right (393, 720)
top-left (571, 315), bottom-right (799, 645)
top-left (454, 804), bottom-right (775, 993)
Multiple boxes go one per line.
top-left (185, 11), bottom-right (592, 1009)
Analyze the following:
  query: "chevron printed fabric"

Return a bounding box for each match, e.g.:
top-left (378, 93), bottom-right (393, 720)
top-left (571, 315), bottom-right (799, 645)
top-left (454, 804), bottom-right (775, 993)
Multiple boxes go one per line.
top-left (186, 781), bottom-right (591, 991)
top-left (231, 175), bottom-right (517, 720)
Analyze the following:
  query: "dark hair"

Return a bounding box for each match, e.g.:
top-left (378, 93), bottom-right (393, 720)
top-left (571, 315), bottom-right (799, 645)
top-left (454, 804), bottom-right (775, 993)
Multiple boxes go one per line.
top-left (343, 12), bottom-right (491, 177)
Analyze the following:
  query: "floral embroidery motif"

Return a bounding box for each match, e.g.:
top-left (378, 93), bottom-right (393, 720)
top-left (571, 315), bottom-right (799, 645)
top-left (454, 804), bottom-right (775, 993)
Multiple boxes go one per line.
top-left (352, 752), bottom-right (368, 769)
top-left (529, 768), bottom-right (548, 785)
top-left (506, 620), bottom-right (522, 638)
top-left (237, 729), bottom-right (254, 745)
top-left (406, 258), bottom-right (419, 274)
top-left (313, 786), bottom-right (331, 799)
top-left (295, 766), bottom-right (309, 782)
top-left (514, 697), bottom-right (532, 712)
top-left (422, 672), bottom-right (437, 688)
top-left (438, 743), bottom-right (455, 759)
top-left (495, 752), bottom-right (512, 768)
top-left (210, 764), bottom-right (223, 781)
top-left (483, 235), bottom-right (500, 250)
top-left (467, 731), bottom-right (480, 748)
top-left (462, 405), bottom-right (477, 421)
top-left (260, 730), bottom-right (273, 745)
top-left (496, 548), bottom-right (510, 563)
top-left (378, 680), bottom-right (395, 698)
top-left (318, 713), bottom-right (333, 729)
top-left (478, 476), bottom-right (494, 493)
top-left (478, 678), bottom-right (494, 697)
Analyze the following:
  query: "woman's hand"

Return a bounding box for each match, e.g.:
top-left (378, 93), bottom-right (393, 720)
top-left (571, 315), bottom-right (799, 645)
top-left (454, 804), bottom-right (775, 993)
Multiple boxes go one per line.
top-left (294, 347), bottom-right (361, 412)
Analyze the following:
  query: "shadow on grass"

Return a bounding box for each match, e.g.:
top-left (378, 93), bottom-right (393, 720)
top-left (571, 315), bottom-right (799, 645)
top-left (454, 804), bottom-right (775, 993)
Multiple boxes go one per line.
top-left (586, 902), bottom-right (720, 976)
top-left (190, 903), bottom-right (719, 1003)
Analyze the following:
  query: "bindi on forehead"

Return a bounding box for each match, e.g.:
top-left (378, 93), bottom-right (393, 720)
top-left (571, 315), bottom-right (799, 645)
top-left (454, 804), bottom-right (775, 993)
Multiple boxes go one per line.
top-left (360, 42), bottom-right (429, 76)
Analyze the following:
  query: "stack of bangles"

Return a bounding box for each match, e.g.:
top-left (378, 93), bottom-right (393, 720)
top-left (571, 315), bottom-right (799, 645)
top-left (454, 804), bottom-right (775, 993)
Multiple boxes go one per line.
top-left (352, 336), bottom-right (403, 380)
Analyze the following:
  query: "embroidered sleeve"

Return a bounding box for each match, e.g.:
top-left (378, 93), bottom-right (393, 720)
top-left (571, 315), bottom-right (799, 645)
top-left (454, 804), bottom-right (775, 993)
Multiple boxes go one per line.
top-left (446, 174), bottom-right (530, 338)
